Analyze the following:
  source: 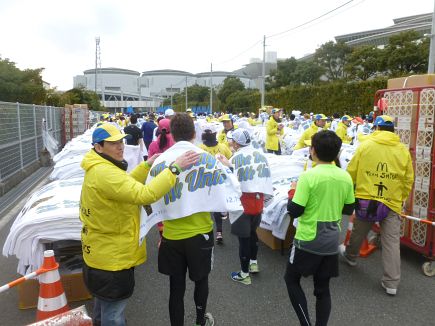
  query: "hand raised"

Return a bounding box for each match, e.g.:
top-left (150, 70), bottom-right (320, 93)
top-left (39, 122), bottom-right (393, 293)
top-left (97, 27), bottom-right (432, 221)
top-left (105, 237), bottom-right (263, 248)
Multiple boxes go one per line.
top-left (174, 150), bottom-right (200, 171)
top-left (146, 153), bottom-right (161, 166)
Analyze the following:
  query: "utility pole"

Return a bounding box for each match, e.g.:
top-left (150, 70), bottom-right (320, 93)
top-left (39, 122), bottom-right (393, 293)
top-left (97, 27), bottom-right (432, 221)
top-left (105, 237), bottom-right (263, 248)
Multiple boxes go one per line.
top-left (185, 76), bottom-right (188, 111)
top-left (428, 2), bottom-right (435, 73)
top-left (210, 63), bottom-right (213, 113)
top-left (95, 37), bottom-right (100, 96)
top-left (261, 35), bottom-right (266, 108)
top-left (170, 84), bottom-right (173, 108)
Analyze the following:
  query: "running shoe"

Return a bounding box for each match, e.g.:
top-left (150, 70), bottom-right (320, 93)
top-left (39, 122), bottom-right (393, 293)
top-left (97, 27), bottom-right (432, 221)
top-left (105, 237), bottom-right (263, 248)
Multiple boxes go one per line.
top-left (231, 271), bottom-right (251, 285)
top-left (216, 232), bottom-right (223, 244)
top-left (338, 244), bottom-right (357, 267)
top-left (249, 262), bottom-right (260, 274)
top-left (195, 312), bottom-right (215, 326)
top-left (381, 282), bottom-right (397, 296)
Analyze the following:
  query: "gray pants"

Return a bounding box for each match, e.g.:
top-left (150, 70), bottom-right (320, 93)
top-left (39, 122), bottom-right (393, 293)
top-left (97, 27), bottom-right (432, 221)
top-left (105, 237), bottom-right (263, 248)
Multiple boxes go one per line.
top-left (346, 210), bottom-right (401, 289)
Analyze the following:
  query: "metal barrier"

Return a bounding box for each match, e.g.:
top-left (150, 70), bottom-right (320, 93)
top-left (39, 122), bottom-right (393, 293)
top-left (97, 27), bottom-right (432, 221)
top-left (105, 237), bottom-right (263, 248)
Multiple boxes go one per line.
top-left (0, 102), bottom-right (63, 182)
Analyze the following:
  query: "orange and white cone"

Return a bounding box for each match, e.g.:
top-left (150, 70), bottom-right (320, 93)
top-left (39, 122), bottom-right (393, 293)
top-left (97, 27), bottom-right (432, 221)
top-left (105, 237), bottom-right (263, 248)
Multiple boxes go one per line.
top-left (36, 250), bottom-right (69, 321)
top-left (343, 214), bottom-right (355, 247)
top-left (343, 214), bottom-right (377, 257)
top-left (359, 238), bottom-right (377, 257)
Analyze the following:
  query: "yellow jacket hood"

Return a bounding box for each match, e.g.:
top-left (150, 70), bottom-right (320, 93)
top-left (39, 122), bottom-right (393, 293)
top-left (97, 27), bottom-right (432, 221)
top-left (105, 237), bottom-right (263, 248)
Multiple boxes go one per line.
top-left (368, 130), bottom-right (401, 146)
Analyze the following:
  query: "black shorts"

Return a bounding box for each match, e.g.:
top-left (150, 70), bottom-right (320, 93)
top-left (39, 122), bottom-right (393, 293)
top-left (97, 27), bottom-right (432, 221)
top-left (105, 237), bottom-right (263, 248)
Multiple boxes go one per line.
top-left (158, 231), bottom-right (214, 281)
top-left (285, 245), bottom-right (339, 279)
top-left (231, 213), bottom-right (262, 238)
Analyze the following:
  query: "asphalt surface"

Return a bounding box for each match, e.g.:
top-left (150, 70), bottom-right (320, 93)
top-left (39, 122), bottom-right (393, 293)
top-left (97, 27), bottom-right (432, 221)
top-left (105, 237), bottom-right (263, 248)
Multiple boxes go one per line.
top-left (0, 179), bottom-right (434, 325)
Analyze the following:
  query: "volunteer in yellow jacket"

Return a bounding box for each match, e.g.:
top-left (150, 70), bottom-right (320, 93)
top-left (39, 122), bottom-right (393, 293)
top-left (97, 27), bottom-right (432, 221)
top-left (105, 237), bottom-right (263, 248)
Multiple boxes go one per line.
top-left (217, 114), bottom-right (236, 149)
top-left (335, 115), bottom-right (352, 144)
top-left (80, 123), bottom-right (199, 326)
top-left (294, 114), bottom-right (327, 150)
top-left (265, 108), bottom-right (284, 155)
top-left (340, 115), bottom-right (414, 296)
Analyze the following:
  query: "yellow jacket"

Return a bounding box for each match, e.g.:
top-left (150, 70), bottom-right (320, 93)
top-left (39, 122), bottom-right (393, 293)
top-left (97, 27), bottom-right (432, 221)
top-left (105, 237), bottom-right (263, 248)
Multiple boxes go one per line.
top-left (294, 123), bottom-right (324, 150)
top-left (347, 130), bottom-right (414, 214)
top-left (199, 143), bottom-right (232, 159)
top-left (248, 117), bottom-right (261, 126)
top-left (335, 122), bottom-right (352, 144)
top-left (265, 117), bottom-right (284, 151)
top-left (79, 149), bottom-right (176, 271)
top-left (217, 125), bottom-right (237, 149)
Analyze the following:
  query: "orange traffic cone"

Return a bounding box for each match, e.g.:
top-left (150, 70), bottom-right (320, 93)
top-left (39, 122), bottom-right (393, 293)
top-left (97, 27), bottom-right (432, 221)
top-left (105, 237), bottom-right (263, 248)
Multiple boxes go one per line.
top-left (343, 214), bottom-right (377, 257)
top-left (359, 238), bottom-right (377, 257)
top-left (36, 250), bottom-right (69, 321)
top-left (343, 214), bottom-right (355, 247)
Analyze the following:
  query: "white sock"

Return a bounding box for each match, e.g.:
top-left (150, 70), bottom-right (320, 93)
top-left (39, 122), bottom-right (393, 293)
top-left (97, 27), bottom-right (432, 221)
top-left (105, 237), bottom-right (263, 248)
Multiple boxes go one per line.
top-left (250, 260), bottom-right (257, 265)
top-left (240, 271), bottom-right (249, 278)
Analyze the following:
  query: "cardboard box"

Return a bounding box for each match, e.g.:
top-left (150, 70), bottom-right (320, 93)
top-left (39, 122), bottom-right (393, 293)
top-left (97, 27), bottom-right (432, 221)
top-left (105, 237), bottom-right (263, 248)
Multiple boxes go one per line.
top-left (18, 272), bottom-right (91, 309)
top-left (387, 74), bottom-right (435, 89)
top-left (257, 225), bottom-right (295, 250)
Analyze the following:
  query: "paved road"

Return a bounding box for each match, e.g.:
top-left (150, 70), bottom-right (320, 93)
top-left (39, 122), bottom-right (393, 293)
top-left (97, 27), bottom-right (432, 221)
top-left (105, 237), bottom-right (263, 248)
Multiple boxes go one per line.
top-left (0, 183), bottom-right (434, 325)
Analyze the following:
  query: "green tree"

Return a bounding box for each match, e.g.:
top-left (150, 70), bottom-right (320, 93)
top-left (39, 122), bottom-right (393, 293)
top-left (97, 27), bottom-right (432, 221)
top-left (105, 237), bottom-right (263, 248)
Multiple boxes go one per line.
top-left (225, 89), bottom-right (259, 112)
top-left (294, 60), bottom-right (325, 85)
top-left (314, 41), bottom-right (352, 80)
top-left (58, 87), bottom-right (101, 110)
top-left (217, 77), bottom-right (245, 107)
top-left (267, 57), bottom-right (299, 89)
top-left (165, 84), bottom-right (210, 109)
top-left (0, 57), bottom-right (47, 104)
top-left (383, 31), bottom-right (429, 76)
top-left (345, 45), bottom-right (384, 81)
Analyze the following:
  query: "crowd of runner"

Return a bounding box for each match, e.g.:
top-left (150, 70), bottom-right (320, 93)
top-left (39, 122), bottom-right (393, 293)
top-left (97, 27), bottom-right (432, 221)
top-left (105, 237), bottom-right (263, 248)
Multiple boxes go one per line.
top-left (80, 107), bottom-right (413, 326)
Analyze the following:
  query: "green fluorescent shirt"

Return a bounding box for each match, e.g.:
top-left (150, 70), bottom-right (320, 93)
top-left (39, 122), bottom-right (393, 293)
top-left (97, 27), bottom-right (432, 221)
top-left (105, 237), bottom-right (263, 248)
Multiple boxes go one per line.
top-left (163, 212), bottom-right (213, 240)
top-left (292, 164), bottom-right (355, 242)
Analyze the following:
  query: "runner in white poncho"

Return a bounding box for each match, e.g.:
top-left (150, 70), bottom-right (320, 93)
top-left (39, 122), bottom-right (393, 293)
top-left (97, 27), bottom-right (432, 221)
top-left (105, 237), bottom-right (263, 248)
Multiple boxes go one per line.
top-left (218, 128), bottom-right (273, 286)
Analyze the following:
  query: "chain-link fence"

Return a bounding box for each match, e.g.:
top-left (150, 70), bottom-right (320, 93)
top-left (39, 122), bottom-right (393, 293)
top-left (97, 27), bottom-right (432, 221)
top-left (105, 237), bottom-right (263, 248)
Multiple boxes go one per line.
top-left (0, 102), bottom-right (63, 182)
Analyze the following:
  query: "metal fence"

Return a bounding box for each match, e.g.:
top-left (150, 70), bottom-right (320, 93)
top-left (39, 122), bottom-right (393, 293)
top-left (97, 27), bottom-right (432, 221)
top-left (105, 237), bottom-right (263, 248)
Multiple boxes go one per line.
top-left (0, 102), bottom-right (63, 182)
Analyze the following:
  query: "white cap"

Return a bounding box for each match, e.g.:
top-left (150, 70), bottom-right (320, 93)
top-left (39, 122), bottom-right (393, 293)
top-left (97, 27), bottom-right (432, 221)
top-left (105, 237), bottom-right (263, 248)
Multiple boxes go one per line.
top-left (165, 108), bottom-right (175, 117)
top-left (201, 123), bottom-right (219, 133)
top-left (227, 128), bottom-right (251, 146)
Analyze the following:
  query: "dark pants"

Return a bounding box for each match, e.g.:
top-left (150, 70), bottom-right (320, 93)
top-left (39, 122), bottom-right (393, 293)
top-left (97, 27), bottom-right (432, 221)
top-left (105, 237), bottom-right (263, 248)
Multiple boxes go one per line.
top-left (284, 246), bottom-right (337, 326)
top-left (238, 233), bottom-right (259, 273)
top-left (158, 232), bottom-right (214, 326)
top-left (267, 143), bottom-right (282, 155)
top-left (169, 275), bottom-right (209, 326)
top-left (213, 212), bottom-right (223, 233)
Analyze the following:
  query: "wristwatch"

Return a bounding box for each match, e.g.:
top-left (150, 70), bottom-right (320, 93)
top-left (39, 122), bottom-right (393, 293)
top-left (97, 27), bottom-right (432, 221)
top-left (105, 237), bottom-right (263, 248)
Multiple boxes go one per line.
top-left (168, 162), bottom-right (182, 175)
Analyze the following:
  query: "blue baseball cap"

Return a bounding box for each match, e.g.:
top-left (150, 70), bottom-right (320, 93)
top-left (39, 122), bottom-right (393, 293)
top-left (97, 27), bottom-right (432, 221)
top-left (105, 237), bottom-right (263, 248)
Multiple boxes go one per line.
top-left (92, 124), bottom-right (127, 144)
top-left (314, 113), bottom-right (327, 120)
top-left (373, 115), bottom-right (394, 127)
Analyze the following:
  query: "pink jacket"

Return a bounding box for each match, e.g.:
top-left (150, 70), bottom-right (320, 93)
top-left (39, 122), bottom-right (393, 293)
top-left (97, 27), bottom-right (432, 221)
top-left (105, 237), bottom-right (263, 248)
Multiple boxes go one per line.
top-left (148, 133), bottom-right (175, 157)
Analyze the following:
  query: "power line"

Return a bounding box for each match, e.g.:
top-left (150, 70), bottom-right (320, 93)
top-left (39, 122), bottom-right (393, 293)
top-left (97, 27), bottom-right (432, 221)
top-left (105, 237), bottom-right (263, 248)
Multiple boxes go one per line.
top-left (267, 0), bottom-right (355, 39)
top-left (214, 40), bottom-right (262, 67)
top-left (214, 0), bottom-right (360, 68)
top-left (271, 0), bottom-right (366, 42)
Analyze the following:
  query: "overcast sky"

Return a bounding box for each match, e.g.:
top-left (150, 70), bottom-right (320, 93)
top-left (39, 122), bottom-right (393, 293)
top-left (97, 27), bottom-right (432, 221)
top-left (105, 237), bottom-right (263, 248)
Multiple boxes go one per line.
top-left (0, 0), bottom-right (433, 90)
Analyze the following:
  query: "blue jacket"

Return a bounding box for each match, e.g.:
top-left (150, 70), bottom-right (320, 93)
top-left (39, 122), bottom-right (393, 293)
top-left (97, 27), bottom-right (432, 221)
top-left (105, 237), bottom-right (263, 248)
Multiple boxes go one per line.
top-left (141, 121), bottom-right (157, 143)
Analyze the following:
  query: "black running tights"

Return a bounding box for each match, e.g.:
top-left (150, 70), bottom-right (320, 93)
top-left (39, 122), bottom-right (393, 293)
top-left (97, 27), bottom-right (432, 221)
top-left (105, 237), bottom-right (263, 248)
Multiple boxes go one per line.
top-left (169, 274), bottom-right (209, 326)
top-left (213, 212), bottom-right (223, 233)
top-left (238, 232), bottom-right (259, 273)
top-left (284, 268), bottom-right (331, 326)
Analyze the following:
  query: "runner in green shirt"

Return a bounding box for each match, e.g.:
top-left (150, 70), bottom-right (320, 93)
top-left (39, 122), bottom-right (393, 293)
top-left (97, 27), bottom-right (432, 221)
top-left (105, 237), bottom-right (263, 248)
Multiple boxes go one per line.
top-left (285, 130), bottom-right (355, 326)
